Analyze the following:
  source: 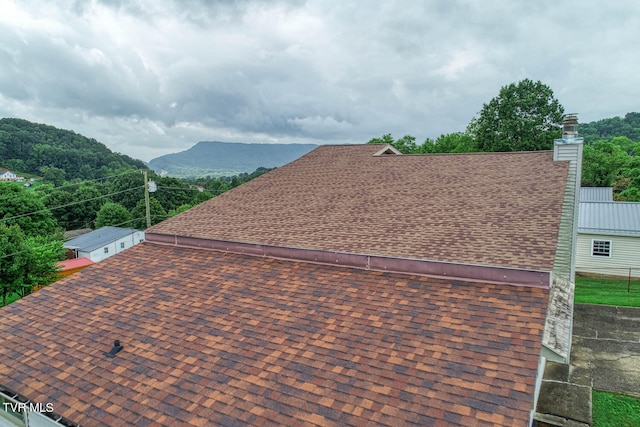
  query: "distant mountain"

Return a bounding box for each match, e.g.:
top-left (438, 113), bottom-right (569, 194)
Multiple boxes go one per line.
top-left (149, 141), bottom-right (318, 178)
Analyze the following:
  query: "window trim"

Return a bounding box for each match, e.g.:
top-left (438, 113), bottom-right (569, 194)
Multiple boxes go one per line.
top-left (591, 239), bottom-right (612, 258)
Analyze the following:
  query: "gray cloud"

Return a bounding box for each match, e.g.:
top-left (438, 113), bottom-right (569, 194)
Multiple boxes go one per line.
top-left (0, 0), bottom-right (638, 161)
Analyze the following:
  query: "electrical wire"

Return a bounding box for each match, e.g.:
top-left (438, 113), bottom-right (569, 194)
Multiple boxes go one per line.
top-left (0, 169), bottom-right (144, 202)
top-left (35, 170), bottom-right (143, 192)
top-left (0, 187), bottom-right (144, 223)
top-left (0, 172), bottom-right (264, 260)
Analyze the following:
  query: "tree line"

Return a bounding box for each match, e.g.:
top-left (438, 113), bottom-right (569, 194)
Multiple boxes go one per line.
top-left (0, 118), bottom-right (146, 182)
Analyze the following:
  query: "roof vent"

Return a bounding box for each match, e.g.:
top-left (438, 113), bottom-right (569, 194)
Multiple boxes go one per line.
top-left (373, 144), bottom-right (402, 156)
top-left (104, 340), bottom-right (124, 358)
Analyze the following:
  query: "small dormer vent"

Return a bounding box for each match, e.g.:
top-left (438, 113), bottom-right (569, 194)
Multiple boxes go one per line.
top-left (373, 144), bottom-right (402, 156)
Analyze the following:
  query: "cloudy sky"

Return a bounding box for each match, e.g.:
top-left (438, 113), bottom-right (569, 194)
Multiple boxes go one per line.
top-left (1, 0), bottom-right (638, 162)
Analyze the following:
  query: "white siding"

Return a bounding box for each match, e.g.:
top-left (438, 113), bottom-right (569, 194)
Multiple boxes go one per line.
top-left (576, 233), bottom-right (640, 278)
top-left (553, 141), bottom-right (583, 282)
top-left (81, 231), bottom-right (145, 262)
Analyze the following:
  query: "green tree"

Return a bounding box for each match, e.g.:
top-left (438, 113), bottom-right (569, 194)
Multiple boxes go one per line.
top-left (168, 204), bottom-right (193, 217)
top-left (108, 172), bottom-right (145, 210)
top-left (582, 140), bottom-right (630, 187)
top-left (40, 166), bottom-right (66, 187)
top-left (0, 225), bottom-right (27, 306)
top-left (470, 79), bottom-right (564, 152)
top-left (0, 183), bottom-right (58, 237)
top-left (153, 177), bottom-right (194, 211)
top-left (615, 166), bottom-right (640, 201)
top-left (367, 133), bottom-right (395, 146)
top-left (130, 197), bottom-right (167, 229)
top-left (95, 202), bottom-right (132, 228)
top-left (421, 132), bottom-right (478, 154)
top-left (0, 226), bottom-right (63, 305)
top-left (393, 135), bottom-right (419, 154)
top-left (579, 112), bottom-right (640, 143)
top-left (193, 191), bottom-right (213, 204)
top-left (78, 164), bottom-right (95, 180)
top-left (41, 188), bottom-right (75, 230)
top-left (367, 134), bottom-right (420, 154)
top-left (72, 184), bottom-right (106, 229)
top-left (21, 234), bottom-right (64, 295)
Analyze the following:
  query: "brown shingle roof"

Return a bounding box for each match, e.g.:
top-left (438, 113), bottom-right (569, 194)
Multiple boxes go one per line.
top-left (148, 145), bottom-right (569, 271)
top-left (0, 244), bottom-right (548, 426)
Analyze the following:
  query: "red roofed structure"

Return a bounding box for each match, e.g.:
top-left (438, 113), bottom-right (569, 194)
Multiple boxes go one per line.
top-left (57, 257), bottom-right (95, 278)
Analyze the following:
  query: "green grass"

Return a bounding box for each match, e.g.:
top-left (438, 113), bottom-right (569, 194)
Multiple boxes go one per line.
top-left (0, 292), bottom-right (22, 307)
top-left (574, 276), bottom-right (640, 307)
top-left (592, 390), bottom-right (640, 427)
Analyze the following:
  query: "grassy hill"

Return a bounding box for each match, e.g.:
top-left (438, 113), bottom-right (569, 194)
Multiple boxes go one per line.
top-left (0, 118), bottom-right (147, 180)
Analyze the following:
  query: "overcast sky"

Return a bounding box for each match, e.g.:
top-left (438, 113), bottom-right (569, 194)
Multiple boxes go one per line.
top-left (1, 0), bottom-right (638, 162)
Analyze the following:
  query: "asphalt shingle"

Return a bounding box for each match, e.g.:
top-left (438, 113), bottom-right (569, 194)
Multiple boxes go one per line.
top-left (0, 244), bottom-right (548, 426)
top-left (149, 145), bottom-right (569, 271)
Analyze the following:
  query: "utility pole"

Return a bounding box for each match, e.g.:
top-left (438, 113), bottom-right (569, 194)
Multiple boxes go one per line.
top-left (143, 170), bottom-right (151, 228)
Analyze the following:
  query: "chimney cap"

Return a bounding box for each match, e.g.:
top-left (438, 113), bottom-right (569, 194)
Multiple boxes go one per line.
top-left (561, 114), bottom-right (579, 136)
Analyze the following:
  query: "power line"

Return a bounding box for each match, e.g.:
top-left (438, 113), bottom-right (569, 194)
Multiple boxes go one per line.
top-left (0, 186), bottom-right (143, 223)
top-left (158, 186), bottom-right (228, 195)
top-left (36, 169), bottom-right (143, 192)
top-left (0, 169), bottom-right (145, 207)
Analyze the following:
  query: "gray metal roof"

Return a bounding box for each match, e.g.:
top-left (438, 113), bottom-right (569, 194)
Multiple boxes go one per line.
top-left (64, 226), bottom-right (142, 252)
top-left (578, 202), bottom-right (640, 236)
top-left (580, 187), bottom-right (613, 202)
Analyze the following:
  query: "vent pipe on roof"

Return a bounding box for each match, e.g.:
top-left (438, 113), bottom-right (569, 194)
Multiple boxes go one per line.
top-left (104, 340), bottom-right (124, 358)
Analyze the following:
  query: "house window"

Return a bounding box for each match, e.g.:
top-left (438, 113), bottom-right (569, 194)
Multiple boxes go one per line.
top-left (592, 240), bottom-right (611, 257)
top-left (0, 394), bottom-right (26, 426)
top-left (104, 247), bottom-right (109, 254)
top-left (120, 242), bottom-right (125, 249)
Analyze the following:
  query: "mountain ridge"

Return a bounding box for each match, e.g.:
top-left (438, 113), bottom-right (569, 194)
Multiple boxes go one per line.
top-left (149, 141), bottom-right (318, 178)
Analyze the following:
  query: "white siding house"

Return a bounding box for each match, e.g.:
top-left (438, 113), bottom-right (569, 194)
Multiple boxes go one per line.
top-left (0, 170), bottom-right (17, 181)
top-left (576, 200), bottom-right (640, 278)
top-left (64, 226), bottom-right (145, 263)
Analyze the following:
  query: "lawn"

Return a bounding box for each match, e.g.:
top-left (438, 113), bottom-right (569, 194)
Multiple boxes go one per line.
top-left (592, 390), bottom-right (640, 427)
top-left (574, 276), bottom-right (640, 307)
